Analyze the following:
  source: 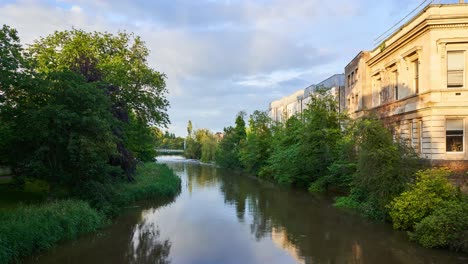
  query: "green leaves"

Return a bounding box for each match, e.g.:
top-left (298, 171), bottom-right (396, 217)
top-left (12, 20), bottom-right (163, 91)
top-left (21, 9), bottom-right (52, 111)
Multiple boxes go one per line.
top-left (389, 168), bottom-right (456, 230)
top-left (29, 28), bottom-right (169, 126)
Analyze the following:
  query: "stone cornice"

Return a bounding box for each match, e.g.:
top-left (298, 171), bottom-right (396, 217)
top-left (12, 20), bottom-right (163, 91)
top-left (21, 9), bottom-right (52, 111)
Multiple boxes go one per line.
top-left (367, 19), bottom-right (468, 67)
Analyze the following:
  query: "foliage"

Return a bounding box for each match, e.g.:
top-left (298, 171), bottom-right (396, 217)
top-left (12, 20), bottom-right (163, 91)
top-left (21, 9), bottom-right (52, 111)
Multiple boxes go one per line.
top-left (0, 69), bottom-right (118, 189)
top-left (124, 113), bottom-right (159, 162)
top-left (410, 198), bottom-right (468, 252)
top-left (26, 28), bottom-right (169, 181)
top-left (334, 194), bottom-right (361, 209)
top-left (300, 89), bottom-right (342, 184)
top-left (28, 29), bottom-right (169, 126)
top-left (324, 123), bottom-right (356, 191)
top-left (155, 129), bottom-right (184, 150)
top-left (185, 129), bottom-right (217, 162)
top-left (239, 111), bottom-right (272, 175)
top-left (216, 112), bottom-right (246, 168)
top-left (389, 168), bottom-right (457, 230)
top-left (0, 25), bottom-right (169, 187)
top-left (187, 120), bottom-right (193, 137)
top-left (75, 162), bottom-right (181, 217)
top-left (264, 116), bottom-right (303, 184)
top-left (263, 89), bottom-right (343, 187)
top-left (0, 163), bottom-right (181, 263)
top-left (0, 200), bottom-right (106, 264)
top-left (351, 117), bottom-right (422, 219)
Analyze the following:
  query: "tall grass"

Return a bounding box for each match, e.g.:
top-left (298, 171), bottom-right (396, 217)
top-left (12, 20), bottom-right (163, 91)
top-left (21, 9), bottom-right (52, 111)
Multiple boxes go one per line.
top-left (0, 200), bottom-right (105, 263)
top-left (0, 162), bottom-right (181, 264)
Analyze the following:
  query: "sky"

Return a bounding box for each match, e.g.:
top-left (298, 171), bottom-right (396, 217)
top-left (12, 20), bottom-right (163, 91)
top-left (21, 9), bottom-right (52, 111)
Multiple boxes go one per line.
top-left (0, 0), bottom-right (439, 136)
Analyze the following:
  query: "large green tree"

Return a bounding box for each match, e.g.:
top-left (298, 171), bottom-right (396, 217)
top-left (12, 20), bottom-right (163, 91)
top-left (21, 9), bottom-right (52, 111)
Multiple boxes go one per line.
top-left (0, 25), bottom-right (118, 188)
top-left (27, 29), bottom-right (169, 179)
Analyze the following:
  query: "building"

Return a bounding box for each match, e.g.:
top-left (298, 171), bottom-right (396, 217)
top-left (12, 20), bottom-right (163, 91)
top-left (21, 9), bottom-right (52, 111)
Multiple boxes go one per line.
top-left (342, 1), bottom-right (468, 170)
top-left (269, 74), bottom-right (345, 122)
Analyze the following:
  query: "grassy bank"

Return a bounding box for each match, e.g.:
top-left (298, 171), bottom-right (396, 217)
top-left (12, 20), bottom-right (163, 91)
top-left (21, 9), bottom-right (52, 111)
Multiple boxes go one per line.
top-left (0, 162), bottom-right (181, 264)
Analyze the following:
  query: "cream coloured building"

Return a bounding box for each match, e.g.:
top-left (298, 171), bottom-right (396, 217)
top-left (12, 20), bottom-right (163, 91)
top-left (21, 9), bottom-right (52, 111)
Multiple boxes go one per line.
top-left (343, 1), bottom-right (468, 170)
top-left (269, 74), bottom-right (344, 122)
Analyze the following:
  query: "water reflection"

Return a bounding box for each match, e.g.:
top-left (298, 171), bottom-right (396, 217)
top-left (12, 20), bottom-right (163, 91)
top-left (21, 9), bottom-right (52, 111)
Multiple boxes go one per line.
top-left (171, 159), bottom-right (466, 264)
top-left (27, 157), bottom-right (467, 264)
top-left (127, 208), bottom-right (171, 264)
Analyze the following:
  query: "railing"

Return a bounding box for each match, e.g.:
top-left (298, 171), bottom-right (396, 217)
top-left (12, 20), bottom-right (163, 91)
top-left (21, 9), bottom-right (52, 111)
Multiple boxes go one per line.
top-left (156, 149), bottom-right (184, 154)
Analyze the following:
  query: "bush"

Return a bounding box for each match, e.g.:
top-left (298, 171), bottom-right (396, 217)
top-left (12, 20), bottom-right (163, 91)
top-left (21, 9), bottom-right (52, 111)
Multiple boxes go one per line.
top-left (334, 194), bottom-right (361, 209)
top-left (76, 163), bottom-right (181, 217)
top-left (389, 168), bottom-right (456, 230)
top-left (0, 200), bottom-right (105, 263)
top-left (352, 118), bottom-right (422, 219)
top-left (410, 199), bottom-right (468, 252)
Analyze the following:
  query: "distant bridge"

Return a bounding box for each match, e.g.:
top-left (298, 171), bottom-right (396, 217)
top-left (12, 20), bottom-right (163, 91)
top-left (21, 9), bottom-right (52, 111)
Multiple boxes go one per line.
top-left (156, 149), bottom-right (184, 154)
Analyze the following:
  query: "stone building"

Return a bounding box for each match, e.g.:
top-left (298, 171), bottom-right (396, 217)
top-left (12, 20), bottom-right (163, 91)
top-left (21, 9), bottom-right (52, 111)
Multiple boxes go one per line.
top-left (342, 1), bottom-right (468, 170)
top-left (269, 74), bottom-right (345, 122)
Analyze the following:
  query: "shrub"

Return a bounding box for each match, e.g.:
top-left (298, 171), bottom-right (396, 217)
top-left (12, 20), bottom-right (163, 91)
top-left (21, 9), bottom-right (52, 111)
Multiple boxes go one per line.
top-left (410, 199), bottom-right (468, 252)
top-left (352, 118), bottom-right (422, 219)
top-left (76, 163), bottom-right (181, 217)
top-left (389, 168), bottom-right (456, 230)
top-left (334, 194), bottom-right (361, 209)
top-left (0, 200), bottom-right (105, 263)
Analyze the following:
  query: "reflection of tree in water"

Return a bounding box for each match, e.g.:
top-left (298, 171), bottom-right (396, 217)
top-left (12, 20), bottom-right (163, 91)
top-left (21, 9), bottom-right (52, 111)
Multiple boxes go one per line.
top-left (217, 169), bottom-right (455, 264)
top-left (126, 214), bottom-right (171, 264)
top-left (184, 163), bottom-right (219, 194)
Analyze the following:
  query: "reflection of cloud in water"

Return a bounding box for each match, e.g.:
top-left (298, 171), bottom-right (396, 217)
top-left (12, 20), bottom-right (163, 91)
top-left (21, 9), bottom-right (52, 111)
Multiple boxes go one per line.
top-left (126, 209), bottom-right (172, 264)
top-left (271, 227), bottom-right (305, 264)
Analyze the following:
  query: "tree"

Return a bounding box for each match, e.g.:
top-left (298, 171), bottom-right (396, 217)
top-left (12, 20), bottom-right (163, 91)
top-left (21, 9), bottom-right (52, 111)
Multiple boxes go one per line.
top-left (187, 120), bottom-right (193, 137)
top-left (239, 111), bottom-right (272, 175)
top-left (1, 69), bottom-right (117, 189)
top-left (216, 112), bottom-right (247, 169)
top-left (351, 117), bottom-right (422, 219)
top-left (28, 29), bottom-right (169, 180)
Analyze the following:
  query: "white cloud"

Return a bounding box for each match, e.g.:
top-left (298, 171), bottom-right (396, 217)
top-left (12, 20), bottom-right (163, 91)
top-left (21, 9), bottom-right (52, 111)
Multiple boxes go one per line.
top-left (0, 0), bottom-right (418, 136)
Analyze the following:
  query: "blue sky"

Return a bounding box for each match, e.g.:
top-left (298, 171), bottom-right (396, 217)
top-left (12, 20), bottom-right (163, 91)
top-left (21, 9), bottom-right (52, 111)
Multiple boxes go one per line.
top-left (0, 0), bottom-right (437, 136)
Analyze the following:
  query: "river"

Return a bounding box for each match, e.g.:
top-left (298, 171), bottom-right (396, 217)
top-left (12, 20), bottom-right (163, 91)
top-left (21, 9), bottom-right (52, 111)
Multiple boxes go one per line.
top-left (27, 156), bottom-right (467, 264)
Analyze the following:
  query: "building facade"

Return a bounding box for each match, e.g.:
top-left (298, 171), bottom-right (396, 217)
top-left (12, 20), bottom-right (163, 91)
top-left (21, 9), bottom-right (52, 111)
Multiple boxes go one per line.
top-left (269, 74), bottom-right (345, 122)
top-left (342, 2), bottom-right (468, 170)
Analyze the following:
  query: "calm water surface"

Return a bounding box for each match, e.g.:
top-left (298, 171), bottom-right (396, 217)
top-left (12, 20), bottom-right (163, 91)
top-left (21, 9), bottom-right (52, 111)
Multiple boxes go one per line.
top-left (27, 156), bottom-right (467, 264)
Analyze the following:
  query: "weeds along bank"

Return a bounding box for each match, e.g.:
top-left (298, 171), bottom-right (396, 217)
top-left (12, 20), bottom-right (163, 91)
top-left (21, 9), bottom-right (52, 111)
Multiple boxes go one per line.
top-left (215, 88), bottom-right (468, 253)
top-left (0, 163), bottom-right (181, 264)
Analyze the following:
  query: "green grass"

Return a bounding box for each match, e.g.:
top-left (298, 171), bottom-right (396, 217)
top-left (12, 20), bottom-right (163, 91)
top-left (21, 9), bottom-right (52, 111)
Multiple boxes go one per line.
top-left (0, 200), bottom-right (106, 264)
top-left (0, 162), bottom-right (181, 264)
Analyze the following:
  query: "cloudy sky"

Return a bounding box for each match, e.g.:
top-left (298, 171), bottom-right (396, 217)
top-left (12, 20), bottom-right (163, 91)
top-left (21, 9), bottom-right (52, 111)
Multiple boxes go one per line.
top-left (1, 0), bottom-right (438, 136)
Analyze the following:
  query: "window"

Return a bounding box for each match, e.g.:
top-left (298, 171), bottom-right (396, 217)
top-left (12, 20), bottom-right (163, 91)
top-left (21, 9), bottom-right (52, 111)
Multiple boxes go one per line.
top-left (351, 72), bottom-right (354, 85)
top-left (393, 71), bottom-right (399, 100)
top-left (447, 51), bottom-right (464, 88)
top-left (347, 75), bottom-right (351, 87)
top-left (446, 119), bottom-right (464, 152)
top-left (377, 77), bottom-right (382, 105)
top-left (355, 68), bottom-right (358, 82)
top-left (419, 120), bottom-right (423, 154)
top-left (412, 60), bottom-right (419, 93)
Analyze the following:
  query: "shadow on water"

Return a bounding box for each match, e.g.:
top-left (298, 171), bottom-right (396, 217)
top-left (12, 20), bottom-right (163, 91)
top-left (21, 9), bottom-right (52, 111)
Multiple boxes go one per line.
top-left (27, 156), bottom-right (468, 264)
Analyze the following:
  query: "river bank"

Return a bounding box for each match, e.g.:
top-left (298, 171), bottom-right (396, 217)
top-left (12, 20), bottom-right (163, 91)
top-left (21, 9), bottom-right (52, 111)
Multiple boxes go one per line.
top-left (0, 162), bottom-right (181, 264)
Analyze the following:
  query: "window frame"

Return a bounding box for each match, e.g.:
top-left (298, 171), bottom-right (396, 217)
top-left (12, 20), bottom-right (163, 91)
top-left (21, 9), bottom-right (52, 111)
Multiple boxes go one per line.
top-left (447, 50), bottom-right (465, 89)
top-left (446, 118), bottom-right (465, 153)
top-left (412, 59), bottom-right (419, 94)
